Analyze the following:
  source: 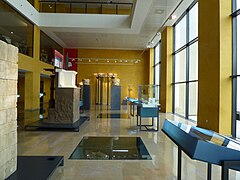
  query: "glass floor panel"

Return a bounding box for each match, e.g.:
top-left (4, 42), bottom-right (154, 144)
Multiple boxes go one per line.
top-left (97, 113), bottom-right (129, 119)
top-left (69, 136), bottom-right (152, 160)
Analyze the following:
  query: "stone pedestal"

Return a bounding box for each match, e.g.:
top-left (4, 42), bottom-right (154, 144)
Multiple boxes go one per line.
top-left (46, 88), bottom-right (80, 124)
top-left (0, 40), bottom-right (18, 179)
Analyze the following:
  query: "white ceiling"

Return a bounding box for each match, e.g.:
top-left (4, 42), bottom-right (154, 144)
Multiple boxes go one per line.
top-left (42, 0), bottom-right (180, 49)
top-left (4, 0), bottom-right (195, 50)
top-left (40, 0), bottom-right (183, 50)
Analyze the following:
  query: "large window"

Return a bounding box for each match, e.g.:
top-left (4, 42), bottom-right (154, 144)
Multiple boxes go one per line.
top-left (0, 1), bottom-right (33, 57)
top-left (173, 1), bottom-right (198, 121)
top-left (232, 1), bottom-right (240, 137)
top-left (154, 42), bottom-right (161, 101)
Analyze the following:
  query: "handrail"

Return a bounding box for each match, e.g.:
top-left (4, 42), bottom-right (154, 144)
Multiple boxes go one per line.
top-left (39, 1), bottom-right (133, 5)
top-left (39, 0), bottom-right (133, 14)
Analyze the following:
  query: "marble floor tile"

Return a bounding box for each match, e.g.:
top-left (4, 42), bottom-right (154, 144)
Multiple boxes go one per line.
top-left (16, 107), bottom-right (240, 180)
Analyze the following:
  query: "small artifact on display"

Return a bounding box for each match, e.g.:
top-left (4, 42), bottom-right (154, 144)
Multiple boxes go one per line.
top-left (112, 78), bottom-right (120, 86)
top-left (56, 69), bottom-right (77, 88)
top-left (46, 69), bottom-right (80, 124)
top-left (138, 84), bottom-right (159, 107)
top-left (83, 79), bottom-right (90, 85)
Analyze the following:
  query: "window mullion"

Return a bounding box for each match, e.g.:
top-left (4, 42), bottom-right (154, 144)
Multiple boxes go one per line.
top-left (232, 0), bottom-right (238, 137)
top-left (185, 10), bottom-right (190, 119)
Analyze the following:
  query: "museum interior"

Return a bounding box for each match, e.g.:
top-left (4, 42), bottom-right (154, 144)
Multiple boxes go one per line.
top-left (1, 0), bottom-right (240, 179)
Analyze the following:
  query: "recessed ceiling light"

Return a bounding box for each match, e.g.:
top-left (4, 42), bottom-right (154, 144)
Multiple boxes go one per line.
top-left (147, 45), bottom-right (151, 48)
top-left (10, 31), bottom-right (14, 34)
top-left (155, 9), bottom-right (164, 14)
top-left (169, 15), bottom-right (177, 20)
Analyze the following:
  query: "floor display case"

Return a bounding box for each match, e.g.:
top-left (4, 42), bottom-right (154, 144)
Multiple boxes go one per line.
top-left (83, 85), bottom-right (91, 110)
top-left (111, 85), bottom-right (121, 110)
top-left (138, 84), bottom-right (159, 105)
top-left (126, 85), bottom-right (160, 131)
top-left (162, 119), bottom-right (240, 180)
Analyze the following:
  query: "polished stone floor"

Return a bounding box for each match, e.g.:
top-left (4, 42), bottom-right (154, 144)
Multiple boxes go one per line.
top-left (17, 106), bottom-right (240, 180)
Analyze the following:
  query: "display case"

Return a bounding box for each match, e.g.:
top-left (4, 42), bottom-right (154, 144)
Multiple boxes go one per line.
top-left (138, 85), bottom-right (159, 106)
top-left (162, 119), bottom-right (240, 180)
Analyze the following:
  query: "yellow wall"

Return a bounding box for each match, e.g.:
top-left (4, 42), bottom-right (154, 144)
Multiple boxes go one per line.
top-left (41, 77), bottom-right (51, 103)
top-left (160, 27), bottom-right (173, 113)
top-left (77, 49), bottom-right (149, 105)
top-left (198, 0), bottom-right (232, 134)
top-left (17, 76), bottom-right (25, 110)
top-left (18, 25), bottom-right (54, 111)
top-left (149, 48), bottom-right (154, 85)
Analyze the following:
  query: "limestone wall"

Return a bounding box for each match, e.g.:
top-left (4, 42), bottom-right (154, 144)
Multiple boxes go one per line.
top-left (0, 40), bottom-right (18, 179)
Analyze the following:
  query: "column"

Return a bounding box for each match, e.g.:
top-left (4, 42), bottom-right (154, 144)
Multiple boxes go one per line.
top-left (198, 0), bottom-right (232, 134)
top-left (24, 72), bottom-right (40, 124)
top-left (149, 48), bottom-right (154, 85)
top-left (0, 40), bottom-right (18, 179)
top-left (160, 27), bottom-right (173, 113)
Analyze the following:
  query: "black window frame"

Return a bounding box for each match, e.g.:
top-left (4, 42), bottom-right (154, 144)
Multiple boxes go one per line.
top-left (172, 0), bottom-right (198, 122)
top-left (231, 0), bottom-right (239, 137)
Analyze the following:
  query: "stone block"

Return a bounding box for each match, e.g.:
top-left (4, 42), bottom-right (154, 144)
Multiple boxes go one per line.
top-left (6, 62), bottom-right (18, 80)
top-left (6, 108), bottom-right (17, 122)
top-left (5, 121), bottom-right (17, 135)
top-left (0, 79), bottom-right (7, 96)
top-left (0, 59), bottom-right (6, 79)
top-left (0, 109), bottom-right (7, 125)
top-left (6, 144), bottom-right (17, 161)
top-left (0, 133), bottom-right (7, 152)
top-left (5, 156), bottom-right (17, 179)
top-left (0, 40), bottom-right (8, 61)
top-left (6, 80), bottom-right (17, 96)
top-left (4, 95), bottom-right (17, 109)
top-left (7, 44), bottom-right (18, 63)
top-left (6, 131), bottom-right (17, 146)
top-left (0, 96), bottom-right (6, 111)
top-left (46, 88), bottom-right (80, 124)
top-left (0, 165), bottom-right (5, 180)
top-left (0, 149), bottom-right (6, 167)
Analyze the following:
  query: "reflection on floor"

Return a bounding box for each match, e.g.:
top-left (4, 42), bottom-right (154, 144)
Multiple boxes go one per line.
top-left (17, 106), bottom-right (240, 180)
top-left (97, 113), bottom-right (129, 119)
top-left (69, 136), bottom-right (151, 160)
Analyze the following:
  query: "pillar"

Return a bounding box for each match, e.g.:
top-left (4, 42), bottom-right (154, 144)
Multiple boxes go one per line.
top-left (149, 48), bottom-right (154, 85)
top-left (0, 40), bottom-right (18, 179)
top-left (24, 72), bottom-right (40, 110)
top-left (198, 0), bottom-right (232, 134)
top-left (160, 27), bottom-right (173, 112)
